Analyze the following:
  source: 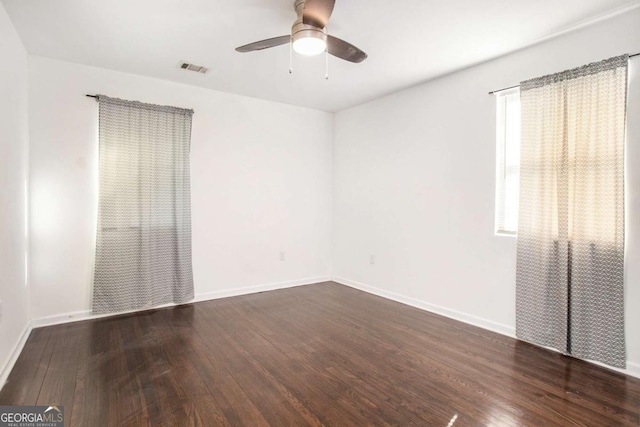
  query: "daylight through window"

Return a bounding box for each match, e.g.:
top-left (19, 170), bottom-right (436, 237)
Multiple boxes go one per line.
top-left (495, 89), bottom-right (520, 235)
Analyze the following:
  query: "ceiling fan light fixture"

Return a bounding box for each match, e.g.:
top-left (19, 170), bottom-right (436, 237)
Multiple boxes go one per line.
top-left (293, 36), bottom-right (326, 56)
top-left (291, 25), bottom-right (327, 56)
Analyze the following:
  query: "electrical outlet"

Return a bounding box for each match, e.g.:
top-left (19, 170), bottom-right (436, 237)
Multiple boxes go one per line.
top-left (369, 255), bottom-right (375, 265)
top-left (280, 251), bottom-right (286, 261)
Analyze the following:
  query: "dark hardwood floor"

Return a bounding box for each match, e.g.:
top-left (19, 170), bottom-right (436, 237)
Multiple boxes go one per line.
top-left (1, 282), bottom-right (639, 426)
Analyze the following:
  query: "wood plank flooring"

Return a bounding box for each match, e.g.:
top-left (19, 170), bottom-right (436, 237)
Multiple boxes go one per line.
top-left (1, 282), bottom-right (639, 426)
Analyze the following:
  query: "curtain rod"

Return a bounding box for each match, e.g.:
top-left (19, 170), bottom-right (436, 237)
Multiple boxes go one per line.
top-left (488, 52), bottom-right (639, 95)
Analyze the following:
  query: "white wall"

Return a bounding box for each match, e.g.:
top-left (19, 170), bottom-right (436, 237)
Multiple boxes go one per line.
top-left (0, 3), bottom-right (30, 383)
top-left (28, 56), bottom-right (333, 322)
top-left (333, 8), bottom-right (640, 374)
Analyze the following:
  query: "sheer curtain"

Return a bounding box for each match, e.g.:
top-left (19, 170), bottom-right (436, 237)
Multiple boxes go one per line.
top-left (516, 55), bottom-right (628, 368)
top-left (93, 95), bottom-right (194, 314)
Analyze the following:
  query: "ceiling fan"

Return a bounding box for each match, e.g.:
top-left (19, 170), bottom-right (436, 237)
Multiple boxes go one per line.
top-left (235, 0), bottom-right (367, 64)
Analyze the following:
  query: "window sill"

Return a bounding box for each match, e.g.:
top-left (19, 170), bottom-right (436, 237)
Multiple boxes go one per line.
top-left (495, 230), bottom-right (517, 237)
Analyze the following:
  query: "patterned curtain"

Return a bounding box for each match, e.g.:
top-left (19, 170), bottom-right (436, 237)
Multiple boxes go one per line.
top-left (516, 55), bottom-right (628, 368)
top-left (93, 96), bottom-right (194, 314)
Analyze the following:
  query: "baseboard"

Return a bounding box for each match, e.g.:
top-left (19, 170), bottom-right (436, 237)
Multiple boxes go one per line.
top-left (192, 276), bottom-right (331, 303)
top-left (626, 362), bottom-right (640, 378)
top-left (31, 309), bottom-right (94, 328)
top-left (582, 359), bottom-right (640, 379)
top-left (0, 323), bottom-right (32, 390)
top-left (534, 343), bottom-right (640, 379)
top-left (31, 276), bottom-right (331, 328)
top-left (333, 276), bottom-right (640, 379)
top-left (333, 276), bottom-right (515, 337)
top-left (25, 276), bottom-right (640, 380)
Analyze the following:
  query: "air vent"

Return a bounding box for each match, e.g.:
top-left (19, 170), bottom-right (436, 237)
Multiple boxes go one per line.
top-left (179, 62), bottom-right (208, 74)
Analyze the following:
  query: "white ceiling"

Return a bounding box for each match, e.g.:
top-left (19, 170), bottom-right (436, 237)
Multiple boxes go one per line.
top-left (2, 0), bottom-right (639, 111)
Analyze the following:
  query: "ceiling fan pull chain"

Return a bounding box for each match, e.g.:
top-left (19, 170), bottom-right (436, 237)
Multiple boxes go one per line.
top-left (325, 27), bottom-right (329, 80)
top-left (289, 36), bottom-right (293, 74)
top-left (325, 49), bottom-right (329, 80)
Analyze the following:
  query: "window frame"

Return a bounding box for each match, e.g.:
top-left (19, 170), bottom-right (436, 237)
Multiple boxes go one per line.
top-left (494, 88), bottom-right (521, 237)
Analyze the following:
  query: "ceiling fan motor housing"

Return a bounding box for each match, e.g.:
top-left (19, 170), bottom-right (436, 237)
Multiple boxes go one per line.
top-left (291, 21), bottom-right (327, 45)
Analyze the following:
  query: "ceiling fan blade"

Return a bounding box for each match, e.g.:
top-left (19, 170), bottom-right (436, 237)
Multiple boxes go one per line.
top-left (327, 36), bottom-right (367, 63)
top-left (302, 0), bottom-right (335, 28)
top-left (236, 35), bottom-right (290, 53)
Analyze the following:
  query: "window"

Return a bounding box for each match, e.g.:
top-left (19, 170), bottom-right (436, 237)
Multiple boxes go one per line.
top-left (495, 89), bottom-right (520, 235)
top-left (93, 95), bottom-right (195, 314)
